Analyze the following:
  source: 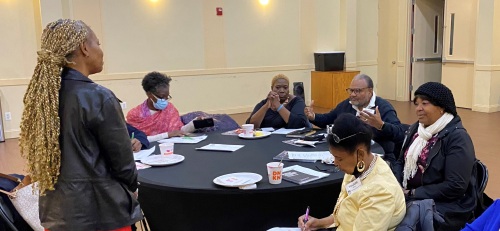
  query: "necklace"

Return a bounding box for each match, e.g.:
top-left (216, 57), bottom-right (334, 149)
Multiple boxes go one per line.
top-left (333, 154), bottom-right (378, 219)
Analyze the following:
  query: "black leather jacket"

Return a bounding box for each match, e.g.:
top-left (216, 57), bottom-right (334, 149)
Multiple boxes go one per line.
top-left (393, 116), bottom-right (476, 229)
top-left (39, 68), bottom-right (142, 231)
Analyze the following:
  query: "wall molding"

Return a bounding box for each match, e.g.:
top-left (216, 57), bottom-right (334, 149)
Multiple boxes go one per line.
top-left (5, 129), bottom-right (20, 140)
top-left (3, 105), bottom-right (256, 139)
top-left (472, 104), bottom-right (500, 113)
top-left (346, 60), bottom-right (378, 68)
top-left (475, 65), bottom-right (500, 72)
top-left (0, 64), bottom-right (315, 87)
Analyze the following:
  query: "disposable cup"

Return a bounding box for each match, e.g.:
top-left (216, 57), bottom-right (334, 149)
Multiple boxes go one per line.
top-left (159, 143), bottom-right (174, 155)
top-left (266, 162), bottom-right (284, 184)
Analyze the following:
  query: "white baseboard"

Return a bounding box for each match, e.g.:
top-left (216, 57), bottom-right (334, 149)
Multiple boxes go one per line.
top-left (4, 107), bottom-right (254, 139)
top-left (472, 104), bottom-right (500, 113)
top-left (5, 129), bottom-right (20, 139)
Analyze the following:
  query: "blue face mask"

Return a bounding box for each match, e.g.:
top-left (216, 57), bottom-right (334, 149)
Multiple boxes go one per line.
top-left (151, 94), bottom-right (169, 110)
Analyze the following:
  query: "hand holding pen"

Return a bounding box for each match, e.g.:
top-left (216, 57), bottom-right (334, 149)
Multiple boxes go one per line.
top-left (298, 206), bottom-right (316, 231)
top-left (303, 206), bottom-right (309, 224)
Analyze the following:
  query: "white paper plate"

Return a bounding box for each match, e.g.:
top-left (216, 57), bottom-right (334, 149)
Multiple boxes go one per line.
top-left (238, 131), bottom-right (272, 139)
top-left (213, 172), bottom-right (262, 187)
top-left (141, 154), bottom-right (185, 166)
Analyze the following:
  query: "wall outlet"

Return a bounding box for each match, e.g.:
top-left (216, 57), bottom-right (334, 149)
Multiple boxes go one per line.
top-left (120, 102), bottom-right (127, 110)
top-left (4, 112), bottom-right (11, 121)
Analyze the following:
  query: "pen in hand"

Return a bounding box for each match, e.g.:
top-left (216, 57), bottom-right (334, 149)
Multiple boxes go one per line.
top-left (303, 206), bottom-right (310, 224)
top-left (131, 132), bottom-right (135, 140)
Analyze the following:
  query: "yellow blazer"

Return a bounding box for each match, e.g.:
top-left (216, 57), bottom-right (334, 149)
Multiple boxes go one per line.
top-left (332, 156), bottom-right (406, 231)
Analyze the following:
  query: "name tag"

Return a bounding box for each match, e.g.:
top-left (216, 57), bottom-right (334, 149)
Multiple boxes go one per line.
top-left (346, 178), bottom-right (362, 195)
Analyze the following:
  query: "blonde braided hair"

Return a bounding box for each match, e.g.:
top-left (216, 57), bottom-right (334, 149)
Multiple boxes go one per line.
top-left (19, 19), bottom-right (88, 195)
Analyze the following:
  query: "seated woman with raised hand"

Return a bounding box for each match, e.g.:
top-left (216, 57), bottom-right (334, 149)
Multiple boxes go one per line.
top-left (393, 82), bottom-right (476, 231)
top-left (246, 74), bottom-right (308, 129)
top-left (127, 71), bottom-right (196, 141)
top-left (298, 113), bottom-right (406, 231)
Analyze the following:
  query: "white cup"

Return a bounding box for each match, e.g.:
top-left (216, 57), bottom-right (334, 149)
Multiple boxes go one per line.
top-left (267, 162), bottom-right (284, 184)
top-left (241, 124), bottom-right (254, 137)
top-left (159, 143), bottom-right (174, 155)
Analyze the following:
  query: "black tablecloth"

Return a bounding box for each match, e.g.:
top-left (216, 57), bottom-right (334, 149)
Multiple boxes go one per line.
top-left (138, 132), bottom-right (384, 231)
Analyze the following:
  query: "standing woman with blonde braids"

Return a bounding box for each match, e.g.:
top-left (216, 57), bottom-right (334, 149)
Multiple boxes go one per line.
top-left (19, 19), bottom-right (142, 231)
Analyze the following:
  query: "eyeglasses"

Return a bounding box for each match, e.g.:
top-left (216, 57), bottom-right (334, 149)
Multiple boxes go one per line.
top-left (151, 92), bottom-right (172, 100)
top-left (346, 88), bottom-right (370, 95)
top-left (329, 132), bottom-right (364, 143)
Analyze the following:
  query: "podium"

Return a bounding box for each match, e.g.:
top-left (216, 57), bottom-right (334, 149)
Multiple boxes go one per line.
top-left (311, 70), bottom-right (360, 109)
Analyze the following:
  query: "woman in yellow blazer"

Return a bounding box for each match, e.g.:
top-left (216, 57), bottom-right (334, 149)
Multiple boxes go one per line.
top-left (298, 113), bottom-right (406, 231)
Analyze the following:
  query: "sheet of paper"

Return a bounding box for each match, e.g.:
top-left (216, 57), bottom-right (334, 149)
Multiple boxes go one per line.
top-left (221, 129), bottom-right (243, 136)
top-left (133, 146), bottom-right (156, 161)
top-left (196, 143), bottom-right (244, 152)
top-left (287, 151), bottom-right (331, 160)
top-left (135, 162), bottom-right (152, 170)
top-left (267, 228), bottom-right (301, 231)
top-left (272, 128), bottom-right (303, 135)
top-left (260, 127), bottom-right (275, 132)
top-left (158, 135), bottom-right (207, 144)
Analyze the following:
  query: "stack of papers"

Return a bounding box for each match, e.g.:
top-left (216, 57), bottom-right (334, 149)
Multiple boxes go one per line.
top-left (196, 143), bottom-right (244, 152)
top-left (133, 146), bottom-right (156, 161)
top-left (271, 128), bottom-right (304, 135)
top-left (158, 135), bottom-right (207, 144)
top-left (288, 151), bottom-right (331, 161)
top-left (273, 151), bottom-right (315, 163)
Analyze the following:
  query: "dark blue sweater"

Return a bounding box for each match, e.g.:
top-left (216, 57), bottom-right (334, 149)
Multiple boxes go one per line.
top-left (127, 123), bottom-right (150, 150)
top-left (246, 97), bottom-right (308, 129)
top-left (312, 97), bottom-right (406, 162)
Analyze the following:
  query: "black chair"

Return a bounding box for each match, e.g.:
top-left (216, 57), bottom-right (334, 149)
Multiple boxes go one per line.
top-left (293, 82), bottom-right (305, 102)
top-left (0, 197), bottom-right (18, 231)
top-left (474, 159), bottom-right (493, 218)
top-left (394, 123), bottom-right (411, 160)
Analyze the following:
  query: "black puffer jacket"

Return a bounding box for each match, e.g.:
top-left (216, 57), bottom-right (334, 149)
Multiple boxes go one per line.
top-left (393, 116), bottom-right (476, 230)
top-left (39, 68), bottom-right (142, 231)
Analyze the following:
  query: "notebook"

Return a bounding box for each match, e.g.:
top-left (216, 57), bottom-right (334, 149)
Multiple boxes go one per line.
top-left (282, 165), bottom-right (330, 185)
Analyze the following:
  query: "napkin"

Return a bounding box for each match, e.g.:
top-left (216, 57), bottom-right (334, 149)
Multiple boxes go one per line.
top-left (239, 184), bottom-right (257, 190)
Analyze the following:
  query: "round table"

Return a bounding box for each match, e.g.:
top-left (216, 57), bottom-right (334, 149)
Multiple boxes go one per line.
top-left (138, 132), bottom-right (384, 231)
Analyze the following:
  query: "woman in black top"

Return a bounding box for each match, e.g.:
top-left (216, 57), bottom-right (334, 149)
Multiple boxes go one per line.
top-left (246, 74), bottom-right (308, 129)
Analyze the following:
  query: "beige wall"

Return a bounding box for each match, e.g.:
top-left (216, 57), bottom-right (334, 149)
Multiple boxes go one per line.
top-left (3, 0), bottom-right (375, 139)
top-left (6, 0), bottom-right (497, 139)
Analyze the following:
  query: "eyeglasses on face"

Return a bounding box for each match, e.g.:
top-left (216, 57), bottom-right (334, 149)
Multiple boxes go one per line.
top-left (345, 88), bottom-right (370, 95)
top-left (151, 92), bottom-right (172, 100)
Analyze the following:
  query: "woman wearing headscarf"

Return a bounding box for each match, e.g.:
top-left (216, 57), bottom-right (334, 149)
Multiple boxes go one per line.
top-left (393, 82), bottom-right (476, 231)
top-left (246, 74), bottom-right (308, 129)
top-left (19, 19), bottom-right (141, 231)
top-left (298, 113), bottom-right (405, 231)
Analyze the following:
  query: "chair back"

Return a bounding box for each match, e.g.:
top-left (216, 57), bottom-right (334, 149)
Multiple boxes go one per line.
top-left (0, 196), bottom-right (18, 231)
top-left (394, 123), bottom-right (411, 160)
top-left (474, 159), bottom-right (490, 218)
top-left (293, 82), bottom-right (305, 102)
top-left (475, 160), bottom-right (488, 195)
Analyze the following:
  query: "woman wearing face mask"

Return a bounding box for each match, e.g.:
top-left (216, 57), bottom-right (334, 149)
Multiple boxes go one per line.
top-left (127, 71), bottom-right (194, 141)
top-left (297, 113), bottom-right (405, 231)
top-left (246, 74), bottom-right (308, 129)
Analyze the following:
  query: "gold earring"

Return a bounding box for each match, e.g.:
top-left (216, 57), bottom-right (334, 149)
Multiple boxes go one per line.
top-left (357, 160), bottom-right (365, 172)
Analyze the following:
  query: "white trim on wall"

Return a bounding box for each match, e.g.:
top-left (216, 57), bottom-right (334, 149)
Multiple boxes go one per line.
top-left (475, 65), bottom-right (500, 72)
top-left (0, 64), bottom-right (314, 86)
top-left (472, 104), bottom-right (500, 112)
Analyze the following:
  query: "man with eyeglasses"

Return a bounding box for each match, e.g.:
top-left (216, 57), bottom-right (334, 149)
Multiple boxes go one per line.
top-left (304, 74), bottom-right (406, 165)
